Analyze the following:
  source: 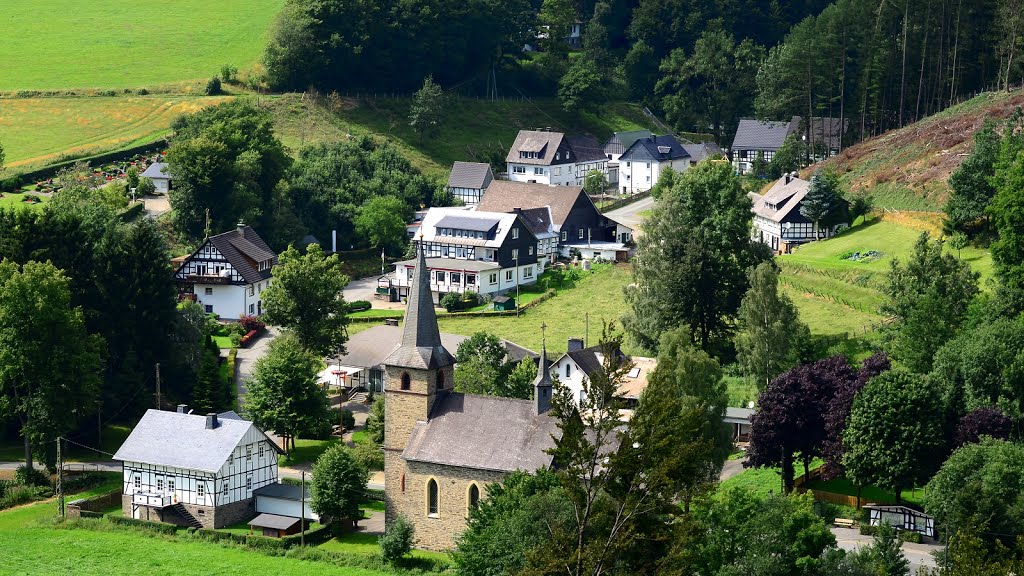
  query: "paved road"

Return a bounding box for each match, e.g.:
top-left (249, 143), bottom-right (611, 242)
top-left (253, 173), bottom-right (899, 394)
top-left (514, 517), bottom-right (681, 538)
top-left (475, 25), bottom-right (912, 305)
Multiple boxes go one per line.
top-left (604, 195), bottom-right (655, 235)
top-left (719, 458), bottom-right (744, 482)
top-left (832, 526), bottom-right (939, 571)
top-left (343, 275), bottom-right (404, 310)
top-left (232, 326), bottom-right (279, 401)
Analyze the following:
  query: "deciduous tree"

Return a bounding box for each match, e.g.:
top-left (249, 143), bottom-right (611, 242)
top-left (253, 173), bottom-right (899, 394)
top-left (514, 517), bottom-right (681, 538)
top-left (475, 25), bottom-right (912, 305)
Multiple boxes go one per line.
top-left (953, 405), bottom-right (1013, 447)
top-left (735, 262), bottom-right (809, 391)
top-left (0, 260), bottom-right (103, 469)
top-left (880, 232), bottom-right (979, 373)
top-left (244, 333), bottom-right (331, 455)
top-left (310, 444), bottom-right (369, 526)
top-left (624, 161), bottom-right (770, 354)
top-left (354, 195), bottom-right (410, 256)
top-left (844, 370), bottom-right (945, 503)
top-left (262, 244), bottom-right (350, 356)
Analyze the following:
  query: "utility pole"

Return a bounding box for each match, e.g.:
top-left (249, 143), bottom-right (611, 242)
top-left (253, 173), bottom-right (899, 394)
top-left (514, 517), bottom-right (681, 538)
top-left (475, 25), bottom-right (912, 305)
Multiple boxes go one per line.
top-left (96, 400), bottom-right (102, 447)
top-left (300, 470), bottom-right (306, 547)
top-left (57, 437), bottom-right (65, 518)
top-left (585, 312), bottom-right (589, 348)
top-left (155, 363), bottom-right (161, 410)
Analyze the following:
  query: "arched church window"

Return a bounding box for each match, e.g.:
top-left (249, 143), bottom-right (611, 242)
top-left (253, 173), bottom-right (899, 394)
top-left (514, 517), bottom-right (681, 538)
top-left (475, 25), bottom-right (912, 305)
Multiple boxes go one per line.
top-left (401, 372), bottom-right (411, 390)
top-left (468, 484), bottom-right (480, 512)
top-left (427, 479), bottom-right (439, 517)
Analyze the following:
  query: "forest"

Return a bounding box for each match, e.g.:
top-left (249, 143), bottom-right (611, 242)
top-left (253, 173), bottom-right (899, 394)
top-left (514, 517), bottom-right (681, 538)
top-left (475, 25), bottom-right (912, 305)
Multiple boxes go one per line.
top-left (263, 0), bottom-right (1024, 148)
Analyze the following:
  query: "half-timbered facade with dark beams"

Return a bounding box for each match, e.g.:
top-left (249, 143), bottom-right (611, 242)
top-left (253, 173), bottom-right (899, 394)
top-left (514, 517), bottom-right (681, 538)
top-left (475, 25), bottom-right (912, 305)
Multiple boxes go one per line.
top-left (113, 407), bottom-right (282, 529)
top-left (173, 223), bottom-right (276, 319)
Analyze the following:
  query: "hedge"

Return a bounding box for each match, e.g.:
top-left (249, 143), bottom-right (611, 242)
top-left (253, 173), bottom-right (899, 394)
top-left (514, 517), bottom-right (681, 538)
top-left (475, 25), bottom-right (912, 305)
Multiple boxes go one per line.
top-left (0, 138), bottom-right (166, 191)
top-left (364, 488), bottom-right (385, 502)
top-left (107, 515), bottom-right (179, 535)
top-left (119, 202), bottom-right (145, 222)
top-left (280, 522), bottom-right (334, 547)
top-left (80, 510), bottom-right (104, 519)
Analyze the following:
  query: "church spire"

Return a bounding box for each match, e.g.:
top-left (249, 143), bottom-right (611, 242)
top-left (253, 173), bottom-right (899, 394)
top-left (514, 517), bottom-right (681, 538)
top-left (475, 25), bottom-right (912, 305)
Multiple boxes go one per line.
top-left (534, 323), bottom-right (552, 414)
top-left (383, 239), bottom-right (454, 370)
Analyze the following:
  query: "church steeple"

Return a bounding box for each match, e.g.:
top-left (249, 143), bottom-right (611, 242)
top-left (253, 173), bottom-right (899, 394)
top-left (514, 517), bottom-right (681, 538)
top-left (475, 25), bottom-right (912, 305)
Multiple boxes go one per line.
top-left (534, 323), bottom-right (552, 414)
top-left (383, 239), bottom-right (455, 370)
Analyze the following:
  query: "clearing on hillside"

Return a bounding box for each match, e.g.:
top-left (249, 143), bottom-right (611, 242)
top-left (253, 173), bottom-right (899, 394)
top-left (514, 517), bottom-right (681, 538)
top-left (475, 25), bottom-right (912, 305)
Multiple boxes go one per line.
top-left (816, 89), bottom-right (1024, 211)
top-left (0, 0), bottom-right (284, 91)
top-left (0, 96), bottom-right (233, 171)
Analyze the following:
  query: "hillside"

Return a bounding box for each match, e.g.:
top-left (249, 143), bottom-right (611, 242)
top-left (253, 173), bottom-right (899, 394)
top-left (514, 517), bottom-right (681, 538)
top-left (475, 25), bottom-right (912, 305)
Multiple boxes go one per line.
top-left (818, 89), bottom-right (1024, 211)
top-left (0, 0), bottom-right (283, 91)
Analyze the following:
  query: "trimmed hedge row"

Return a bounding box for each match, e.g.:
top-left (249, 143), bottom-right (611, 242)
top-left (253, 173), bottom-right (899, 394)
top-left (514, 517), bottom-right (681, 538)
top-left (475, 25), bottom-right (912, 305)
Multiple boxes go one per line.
top-left (280, 523), bottom-right (334, 547)
top-left (80, 510), bottom-right (104, 519)
top-left (119, 202), bottom-right (145, 222)
top-left (1, 139), bottom-right (166, 191)
top-left (107, 514), bottom-right (178, 535)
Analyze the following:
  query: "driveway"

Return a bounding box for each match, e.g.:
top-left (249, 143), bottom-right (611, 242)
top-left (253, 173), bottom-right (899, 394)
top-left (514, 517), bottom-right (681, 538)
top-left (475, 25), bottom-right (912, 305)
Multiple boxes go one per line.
top-left (832, 526), bottom-right (940, 571)
top-left (343, 275), bottom-right (404, 310)
top-left (719, 458), bottom-right (744, 482)
top-left (605, 195), bottom-right (655, 236)
top-left (141, 194), bottom-right (171, 218)
top-left (233, 326), bottom-right (279, 401)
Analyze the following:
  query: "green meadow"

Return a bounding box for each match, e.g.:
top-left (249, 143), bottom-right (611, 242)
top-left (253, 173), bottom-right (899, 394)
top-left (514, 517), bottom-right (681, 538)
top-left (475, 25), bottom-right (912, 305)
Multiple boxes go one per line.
top-left (0, 0), bottom-right (284, 91)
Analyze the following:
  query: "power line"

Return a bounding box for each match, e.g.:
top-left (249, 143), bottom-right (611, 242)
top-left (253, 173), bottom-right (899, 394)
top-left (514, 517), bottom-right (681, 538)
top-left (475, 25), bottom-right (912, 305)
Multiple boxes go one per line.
top-left (60, 436), bottom-right (115, 458)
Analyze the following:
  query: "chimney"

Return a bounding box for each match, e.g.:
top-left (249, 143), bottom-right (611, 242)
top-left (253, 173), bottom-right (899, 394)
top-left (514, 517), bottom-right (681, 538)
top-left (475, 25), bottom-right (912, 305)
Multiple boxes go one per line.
top-left (236, 220), bottom-right (245, 233)
top-left (206, 413), bottom-right (218, 430)
top-left (568, 338), bottom-right (584, 352)
top-left (784, 174), bottom-right (791, 185)
top-left (176, 404), bottom-right (188, 414)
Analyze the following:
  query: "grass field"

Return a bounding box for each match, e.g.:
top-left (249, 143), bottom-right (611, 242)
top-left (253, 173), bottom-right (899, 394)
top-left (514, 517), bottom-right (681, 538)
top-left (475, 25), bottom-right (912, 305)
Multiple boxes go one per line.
top-left (319, 531), bottom-right (450, 565)
top-left (0, 192), bottom-right (48, 210)
top-left (0, 0), bottom-right (284, 91)
top-left (804, 475), bottom-right (926, 507)
top-left (0, 95), bottom-right (232, 170)
top-left (279, 438), bottom-right (340, 468)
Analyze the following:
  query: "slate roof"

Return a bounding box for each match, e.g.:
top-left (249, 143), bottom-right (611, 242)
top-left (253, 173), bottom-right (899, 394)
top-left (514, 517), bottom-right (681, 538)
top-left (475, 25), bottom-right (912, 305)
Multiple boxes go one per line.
top-left (420, 207), bottom-right (523, 247)
top-left (204, 226), bottom-right (276, 284)
top-left (113, 410), bottom-right (279, 473)
top-left (731, 119), bottom-right (794, 152)
top-left (434, 214), bottom-right (501, 233)
top-left (447, 161), bottom-right (494, 190)
top-left (682, 142), bottom-right (725, 163)
top-left (566, 135), bottom-right (608, 163)
top-left (506, 130), bottom-right (568, 166)
top-left (395, 257), bottom-right (501, 272)
top-left (751, 176), bottom-right (811, 222)
top-left (516, 206), bottom-right (557, 239)
top-left (478, 181), bottom-right (589, 229)
top-left (141, 162), bottom-right (170, 179)
top-left (621, 134), bottom-right (691, 162)
top-left (383, 243), bottom-right (456, 370)
top-left (402, 392), bottom-right (559, 472)
top-left (725, 407), bottom-right (755, 424)
top-left (249, 513), bottom-right (301, 531)
top-left (603, 130), bottom-right (653, 156)
top-left (254, 483), bottom-right (310, 501)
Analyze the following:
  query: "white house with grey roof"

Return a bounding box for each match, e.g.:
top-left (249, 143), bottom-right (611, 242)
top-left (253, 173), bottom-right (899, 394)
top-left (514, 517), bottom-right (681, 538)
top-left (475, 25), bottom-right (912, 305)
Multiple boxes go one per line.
top-left (550, 338), bottom-right (655, 411)
top-left (141, 162), bottom-right (171, 193)
top-left (618, 134), bottom-right (692, 194)
top-left (113, 408), bottom-right (282, 529)
top-left (749, 174), bottom-right (849, 253)
top-left (505, 130), bottom-right (609, 186)
top-left (445, 161), bottom-right (494, 206)
top-left (173, 224), bottom-right (275, 319)
top-left (387, 207), bottom-right (540, 301)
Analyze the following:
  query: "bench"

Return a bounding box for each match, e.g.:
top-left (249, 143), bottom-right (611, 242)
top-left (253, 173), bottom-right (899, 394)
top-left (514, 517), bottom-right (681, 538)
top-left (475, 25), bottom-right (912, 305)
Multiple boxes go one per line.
top-left (834, 518), bottom-right (855, 528)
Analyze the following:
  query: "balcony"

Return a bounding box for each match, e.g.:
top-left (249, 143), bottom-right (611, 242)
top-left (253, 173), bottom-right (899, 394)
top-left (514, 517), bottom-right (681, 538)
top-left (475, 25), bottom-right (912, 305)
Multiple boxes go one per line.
top-left (132, 492), bottom-right (172, 508)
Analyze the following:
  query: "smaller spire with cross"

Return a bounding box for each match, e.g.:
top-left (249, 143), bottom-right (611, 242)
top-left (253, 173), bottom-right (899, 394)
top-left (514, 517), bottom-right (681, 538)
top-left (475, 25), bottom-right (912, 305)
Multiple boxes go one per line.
top-left (533, 322), bottom-right (553, 414)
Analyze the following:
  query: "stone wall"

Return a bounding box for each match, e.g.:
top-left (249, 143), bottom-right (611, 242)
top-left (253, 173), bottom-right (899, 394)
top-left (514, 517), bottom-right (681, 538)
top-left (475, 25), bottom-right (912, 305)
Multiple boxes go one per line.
top-left (67, 490), bottom-right (121, 519)
top-left (397, 461), bottom-right (505, 551)
top-left (119, 495), bottom-right (255, 529)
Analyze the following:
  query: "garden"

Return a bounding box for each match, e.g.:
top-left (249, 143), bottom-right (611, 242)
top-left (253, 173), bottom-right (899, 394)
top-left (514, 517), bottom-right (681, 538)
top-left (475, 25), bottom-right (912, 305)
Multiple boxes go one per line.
top-left (210, 314), bottom-right (267, 349)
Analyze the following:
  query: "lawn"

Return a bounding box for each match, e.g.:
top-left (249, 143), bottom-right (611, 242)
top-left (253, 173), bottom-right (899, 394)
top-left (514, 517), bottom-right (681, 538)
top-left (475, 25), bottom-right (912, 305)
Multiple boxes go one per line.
top-left (435, 263), bottom-right (636, 356)
top-left (0, 95), bottom-right (232, 171)
top-left (279, 438), bottom-right (340, 467)
top-left (0, 0), bottom-right (284, 91)
top-left (803, 475), bottom-right (926, 507)
top-left (718, 460), bottom-right (825, 500)
top-left (0, 192), bottom-right (48, 210)
top-left (319, 531), bottom-right (451, 565)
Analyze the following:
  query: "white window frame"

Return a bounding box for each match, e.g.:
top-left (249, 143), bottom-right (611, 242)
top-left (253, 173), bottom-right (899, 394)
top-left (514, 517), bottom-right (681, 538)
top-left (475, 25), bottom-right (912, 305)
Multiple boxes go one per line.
top-left (204, 287), bottom-right (213, 296)
top-left (578, 229), bottom-right (585, 240)
top-left (489, 273), bottom-right (497, 284)
top-left (197, 483), bottom-right (205, 498)
top-left (512, 228), bottom-right (519, 240)
top-left (505, 270), bottom-right (513, 282)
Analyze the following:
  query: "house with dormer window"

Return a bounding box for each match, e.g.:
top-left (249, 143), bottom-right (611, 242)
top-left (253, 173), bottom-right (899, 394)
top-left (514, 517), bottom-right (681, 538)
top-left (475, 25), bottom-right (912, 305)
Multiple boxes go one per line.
top-left (506, 130), bottom-right (608, 186)
top-left (389, 208), bottom-right (540, 302)
top-left (173, 224), bottom-right (276, 319)
top-left (618, 134), bottom-right (693, 194)
top-left (749, 174), bottom-right (849, 253)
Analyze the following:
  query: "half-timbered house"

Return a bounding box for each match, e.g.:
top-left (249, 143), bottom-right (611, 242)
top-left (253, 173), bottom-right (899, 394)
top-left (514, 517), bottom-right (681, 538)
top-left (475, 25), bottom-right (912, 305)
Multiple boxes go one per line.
top-left (113, 407), bottom-right (282, 529)
top-left (173, 224), bottom-right (276, 319)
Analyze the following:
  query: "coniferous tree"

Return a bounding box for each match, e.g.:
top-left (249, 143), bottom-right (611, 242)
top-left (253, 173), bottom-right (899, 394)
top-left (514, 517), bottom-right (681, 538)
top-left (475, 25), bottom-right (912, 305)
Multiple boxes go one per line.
top-left (800, 170), bottom-right (840, 239)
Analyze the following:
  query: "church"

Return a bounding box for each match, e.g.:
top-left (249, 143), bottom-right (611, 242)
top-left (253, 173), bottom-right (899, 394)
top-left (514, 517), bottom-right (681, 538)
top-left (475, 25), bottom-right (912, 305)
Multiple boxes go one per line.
top-left (382, 242), bottom-right (561, 550)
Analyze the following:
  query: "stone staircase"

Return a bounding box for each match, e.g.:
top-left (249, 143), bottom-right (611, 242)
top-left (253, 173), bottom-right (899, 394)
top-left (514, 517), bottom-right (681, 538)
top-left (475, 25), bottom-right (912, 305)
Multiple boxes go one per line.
top-left (169, 503), bottom-right (203, 529)
top-left (348, 390), bottom-right (368, 404)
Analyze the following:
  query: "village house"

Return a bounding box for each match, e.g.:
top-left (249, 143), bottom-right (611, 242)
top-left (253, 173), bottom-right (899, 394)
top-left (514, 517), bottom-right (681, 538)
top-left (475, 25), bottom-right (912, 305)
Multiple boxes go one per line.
top-left (549, 338), bottom-right (655, 411)
top-left (617, 134), bottom-right (692, 195)
top-left (383, 243), bottom-right (560, 550)
top-left (749, 173), bottom-right (849, 253)
top-left (730, 116), bottom-right (848, 175)
top-left (141, 161), bottom-right (171, 193)
top-left (113, 408), bottom-right (282, 529)
top-left (477, 181), bottom-right (630, 260)
top-left (328, 323), bottom-right (537, 393)
top-left (445, 161), bottom-right (494, 207)
top-left (386, 207), bottom-right (541, 302)
top-left (505, 130), bottom-right (608, 187)
top-left (173, 224), bottom-right (275, 319)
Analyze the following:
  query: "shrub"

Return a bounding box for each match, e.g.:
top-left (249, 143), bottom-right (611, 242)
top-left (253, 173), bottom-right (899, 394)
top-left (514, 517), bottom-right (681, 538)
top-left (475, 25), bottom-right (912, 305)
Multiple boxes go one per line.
top-left (136, 88), bottom-right (149, 95)
top-left (440, 292), bottom-right (462, 312)
top-left (107, 515), bottom-right (178, 535)
top-left (379, 514), bottom-right (414, 564)
top-left (350, 441), bottom-right (384, 471)
top-left (205, 76), bottom-right (222, 96)
top-left (238, 314), bottom-right (266, 334)
top-left (340, 409), bottom-right (355, 431)
top-left (0, 484), bottom-right (51, 510)
top-left (899, 530), bottom-right (922, 544)
top-left (230, 332), bottom-right (242, 347)
top-left (137, 177), bottom-right (156, 196)
top-left (220, 64), bottom-right (238, 83)
top-left (15, 465), bottom-right (50, 487)
top-left (347, 300), bottom-right (372, 313)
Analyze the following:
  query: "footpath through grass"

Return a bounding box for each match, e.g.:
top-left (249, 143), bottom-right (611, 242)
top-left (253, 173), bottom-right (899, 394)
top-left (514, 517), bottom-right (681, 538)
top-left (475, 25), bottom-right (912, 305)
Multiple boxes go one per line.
top-left (0, 0), bottom-right (284, 91)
